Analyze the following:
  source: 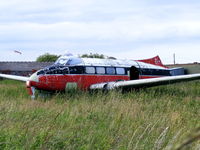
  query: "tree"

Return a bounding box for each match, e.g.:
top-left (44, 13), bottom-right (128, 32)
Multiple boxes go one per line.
top-left (80, 53), bottom-right (105, 59)
top-left (80, 53), bottom-right (116, 59)
top-left (36, 53), bottom-right (60, 62)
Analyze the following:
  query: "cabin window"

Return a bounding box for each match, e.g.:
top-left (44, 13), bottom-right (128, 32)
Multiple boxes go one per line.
top-left (46, 71), bottom-right (51, 74)
top-left (116, 68), bottom-right (125, 75)
top-left (96, 67), bottom-right (105, 74)
top-left (69, 67), bottom-right (78, 74)
top-left (54, 70), bottom-right (60, 74)
top-left (106, 67), bottom-right (115, 74)
top-left (69, 66), bottom-right (84, 74)
top-left (46, 70), bottom-right (56, 74)
top-left (86, 67), bottom-right (95, 74)
top-left (63, 68), bottom-right (69, 74)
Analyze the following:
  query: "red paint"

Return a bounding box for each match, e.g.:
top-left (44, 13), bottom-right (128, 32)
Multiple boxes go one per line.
top-left (137, 56), bottom-right (167, 68)
top-left (25, 55), bottom-right (178, 95)
top-left (35, 74), bottom-right (129, 91)
top-left (28, 74), bottom-right (164, 93)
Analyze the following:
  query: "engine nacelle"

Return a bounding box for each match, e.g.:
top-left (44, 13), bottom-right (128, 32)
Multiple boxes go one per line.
top-left (89, 82), bottom-right (116, 90)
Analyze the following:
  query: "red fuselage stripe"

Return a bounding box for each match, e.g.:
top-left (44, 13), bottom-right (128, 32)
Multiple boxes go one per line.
top-left (29, 74), bottom-right (164, 91)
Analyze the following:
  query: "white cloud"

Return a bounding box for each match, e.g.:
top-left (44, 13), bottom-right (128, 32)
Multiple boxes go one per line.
top-left (111, 42), bottom-right (200, 64)
top-left (0, 0), bottom-right (200, 63)
top-left (1, 17), bottom-right (200, 42)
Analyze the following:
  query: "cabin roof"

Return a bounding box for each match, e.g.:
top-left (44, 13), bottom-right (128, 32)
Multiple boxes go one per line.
top-left (55, 55), bottom-right (167, 69)
top-left (81, 58), bottom-right (166, 69)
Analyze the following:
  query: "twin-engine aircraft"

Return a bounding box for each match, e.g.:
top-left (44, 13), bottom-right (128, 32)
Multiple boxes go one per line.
top-left (1, 53), bottom-right (200, 99)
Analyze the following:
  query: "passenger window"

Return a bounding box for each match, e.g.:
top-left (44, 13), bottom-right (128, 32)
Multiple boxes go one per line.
top-left (106, 67), bottom-right (115, 74)
top-left (86, 67), bottom-right (95, 74)
top-left (116, 68), bottom-right (125, 75)
top-left (63, 68), bottom-right (69, 74)
top-left (46, 71), bottom-right (51, 74)
top-left (46, 71), bottom-right (54, 74)
top-left (69, 67), bottom-right (77, 74)
top-left (96, 67), bottom-right (105, 74)
top-left (69, 67), bottom-right (84, 74)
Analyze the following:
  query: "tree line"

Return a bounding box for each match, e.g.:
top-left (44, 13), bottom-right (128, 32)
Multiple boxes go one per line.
top-left (36, 53), bottom-right (115, 62)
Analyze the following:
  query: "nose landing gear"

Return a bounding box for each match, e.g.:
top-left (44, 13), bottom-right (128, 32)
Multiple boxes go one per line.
top-left (31, 87), bottom-right (36, 100)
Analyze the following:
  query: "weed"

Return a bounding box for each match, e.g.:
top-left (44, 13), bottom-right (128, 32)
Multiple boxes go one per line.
top-left (0, 80), bottom-right (199, 149)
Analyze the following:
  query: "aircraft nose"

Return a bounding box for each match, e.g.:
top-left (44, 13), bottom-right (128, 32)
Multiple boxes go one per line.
top-left (26, 72), bottom-right (39, 88)
top-left (26, 72), bottom-right (39, 99)
top-left (29, 72), bottom-right (39, 82)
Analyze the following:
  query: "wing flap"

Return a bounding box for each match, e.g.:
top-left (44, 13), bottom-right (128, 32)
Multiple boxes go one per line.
top-left (90, 74), bottom-right (200, 90)
top-left (116, 74), bottom-right (200, 89)
top-left (0, 74), bottom-right (29, 82)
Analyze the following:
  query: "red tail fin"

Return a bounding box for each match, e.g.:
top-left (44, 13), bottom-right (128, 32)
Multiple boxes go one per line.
top-left (137, 56), bottom-right (167, 68)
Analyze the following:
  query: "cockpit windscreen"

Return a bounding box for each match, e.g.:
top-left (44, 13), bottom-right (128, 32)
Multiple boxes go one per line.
top-left (54, 55), bottom-right (83, 66)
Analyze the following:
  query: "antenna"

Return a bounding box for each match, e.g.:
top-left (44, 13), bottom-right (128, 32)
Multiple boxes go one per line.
top-left (173, 53), bottom-right (176, 65)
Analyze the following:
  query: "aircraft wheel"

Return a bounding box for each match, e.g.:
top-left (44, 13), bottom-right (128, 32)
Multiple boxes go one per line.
top-left (36, 90), bottom-right (52, 99)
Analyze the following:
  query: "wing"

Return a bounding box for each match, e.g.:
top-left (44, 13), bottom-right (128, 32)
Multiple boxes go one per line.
top-left (0, 73), bottom-right (29, 82)
top-left (90, 74), bottom-right (200, 90)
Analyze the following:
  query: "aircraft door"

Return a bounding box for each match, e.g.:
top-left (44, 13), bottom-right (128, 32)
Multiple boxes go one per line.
top-left (130, 66), bottom-right (139, 80)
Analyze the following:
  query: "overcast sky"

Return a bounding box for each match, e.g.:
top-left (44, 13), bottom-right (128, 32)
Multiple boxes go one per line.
top-left (0, 0), bottom-right (200, 64)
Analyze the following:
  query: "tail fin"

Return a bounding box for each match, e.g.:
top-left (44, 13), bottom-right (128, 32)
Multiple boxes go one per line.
top-left (137, 56), bottom-right (167, 68)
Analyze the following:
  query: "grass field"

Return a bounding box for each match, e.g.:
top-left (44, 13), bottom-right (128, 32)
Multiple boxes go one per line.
top-left (0, 79), bottom-right (200, 150)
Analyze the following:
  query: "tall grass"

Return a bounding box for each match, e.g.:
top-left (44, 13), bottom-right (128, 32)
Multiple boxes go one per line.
top-left (0, 79), bottom-right (199, 149)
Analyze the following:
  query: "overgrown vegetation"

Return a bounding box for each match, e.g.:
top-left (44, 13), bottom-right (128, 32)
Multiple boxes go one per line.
top-left (80, 53), bottom-right (106, 59)
top-left (0, 80), bottom-right (200, 149)
top-left (36, 52), bottom-right (116, 62)
top-left (80, 53), bottom-right (116, 59)
top-left (36, 53), bottom-right (60, 62)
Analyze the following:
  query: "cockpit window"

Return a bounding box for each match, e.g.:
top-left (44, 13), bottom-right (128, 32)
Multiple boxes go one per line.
top-left (37, 70), bottom-right (45, 75)
top-left (55, 58), bottom-right (68, 65)
top-left (36, 66), bottom-right (85, 75)
top-left (55, 56), bottom-right (83, 66)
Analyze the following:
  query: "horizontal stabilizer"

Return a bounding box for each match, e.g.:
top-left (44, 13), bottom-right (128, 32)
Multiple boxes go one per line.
top-left (0, 74), bottom-right (29, 82)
